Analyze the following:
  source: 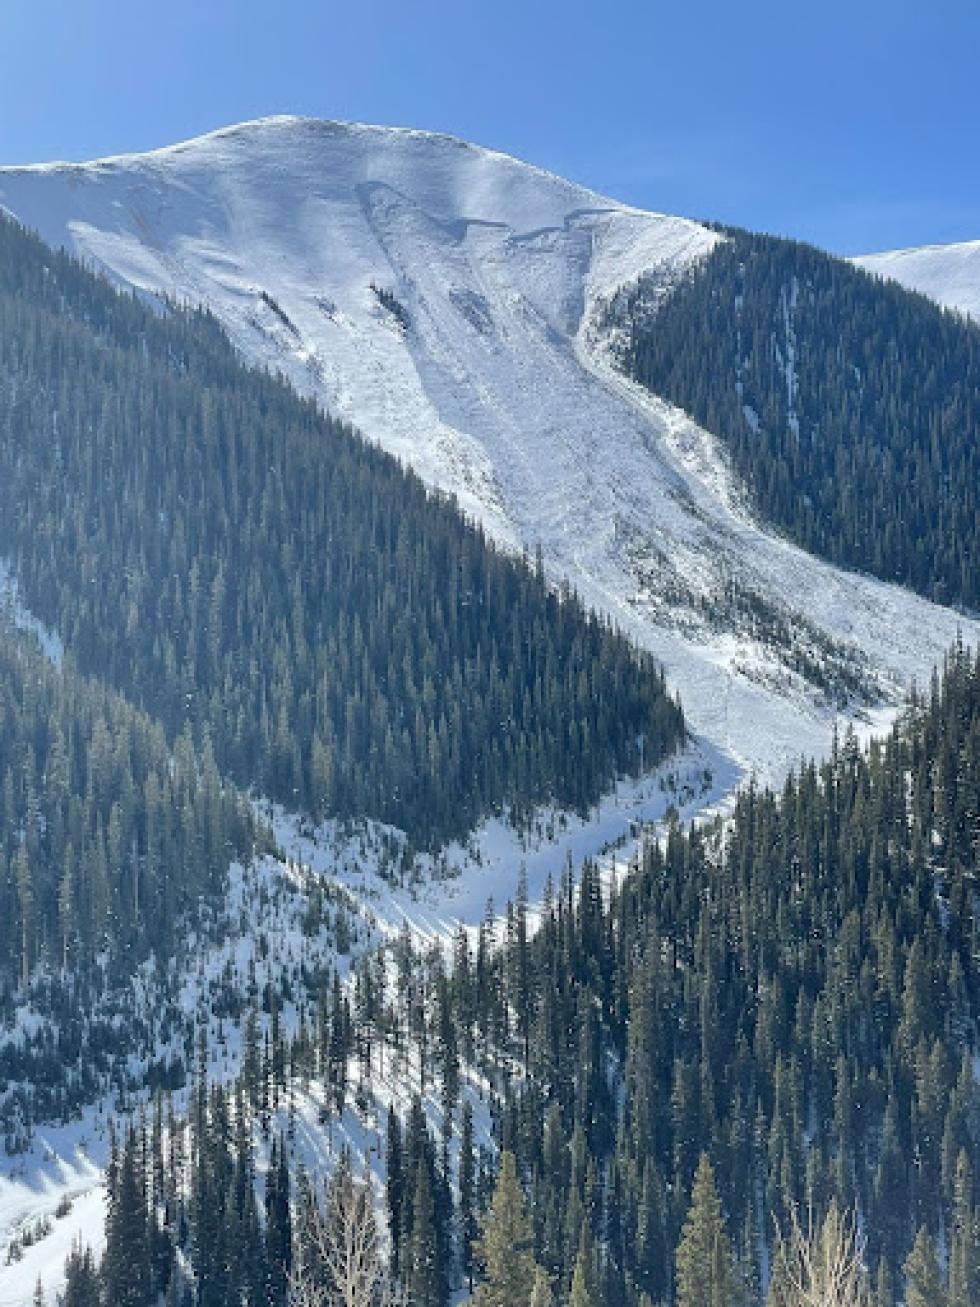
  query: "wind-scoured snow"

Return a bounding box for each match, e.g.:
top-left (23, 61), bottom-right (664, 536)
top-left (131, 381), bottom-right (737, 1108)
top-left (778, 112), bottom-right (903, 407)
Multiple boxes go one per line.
top-left (1, 115), bottom-right (977, 801)
top-left (852, 237), bottom-right (980, 320)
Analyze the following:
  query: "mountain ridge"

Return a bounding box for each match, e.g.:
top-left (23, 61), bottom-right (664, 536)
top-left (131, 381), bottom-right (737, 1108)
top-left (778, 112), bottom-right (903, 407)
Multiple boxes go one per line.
top-left (1, 117), bottom-right (976, 801)
top-left (851, 235), bottom-right (980, 318)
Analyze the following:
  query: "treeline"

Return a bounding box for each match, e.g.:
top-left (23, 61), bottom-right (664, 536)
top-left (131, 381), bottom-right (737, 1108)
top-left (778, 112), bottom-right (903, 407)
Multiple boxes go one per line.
top-left (609, 229), bottom-right (980, 609)
top-left (0, 618), bottom-right (256, 1002)
top-left (0, 215), bottom-right (683, 848)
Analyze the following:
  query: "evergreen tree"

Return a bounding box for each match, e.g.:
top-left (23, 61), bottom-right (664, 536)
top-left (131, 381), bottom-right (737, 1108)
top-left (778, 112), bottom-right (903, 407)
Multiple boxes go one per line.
top-left (529, 1266), bottom-right (554, 1307)
top-left (407, 1160), bottom-right (444, 1307)
top-left (948, 1151), bottom-right (978, 1307)
top-left (611, 227), bottom-right (980, 608)
top-left (264, 1136), bottom-right (292, 1307)
top-left (0, 212), bottom-right (684, 856)
top-left (675, 1155), bottom-right (738, 1307)
top-left (903, 1229), bottom-right (947, 1307)
top-left (568, 1224), bottom-right (600, 1307)
top-left (459, 1101), bottom-right (478, 1292)
top-left (102, 1128), bottom-right (150, 1307)
top-left (474, 1152), bottom-right (544, 1307)
top-left (387, 1105), bottom-right (405, 1277)
top-left (63, 1244), bottom-right (101, 1307)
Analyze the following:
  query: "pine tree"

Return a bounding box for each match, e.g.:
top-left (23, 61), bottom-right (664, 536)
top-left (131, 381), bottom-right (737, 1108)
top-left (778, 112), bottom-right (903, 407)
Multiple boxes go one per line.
top-left (875, 1259), bottom-right (895, 1307)
top-left (264, 1135), bottom-right (292, 1307)
top-left (529, 1266), bottom-right (554, 1307)
top-left (386, 1106), bottom-right (404, 1278)
top-left (63, 1243), bottom-right (101, 1307)
top-left (459, 1101), bottom-right (477, 1292)
top-left (568, 1224), bottom-right (599, 1307)
top-left (407, 1161), bottom-right (443, 1307)
top-left (102, 1127), bottom-right (150, 1307)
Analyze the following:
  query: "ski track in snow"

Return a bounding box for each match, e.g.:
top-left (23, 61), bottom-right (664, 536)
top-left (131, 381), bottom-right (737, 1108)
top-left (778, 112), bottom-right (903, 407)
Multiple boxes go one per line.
top-left (2, 117), bottom-right (980, 1302)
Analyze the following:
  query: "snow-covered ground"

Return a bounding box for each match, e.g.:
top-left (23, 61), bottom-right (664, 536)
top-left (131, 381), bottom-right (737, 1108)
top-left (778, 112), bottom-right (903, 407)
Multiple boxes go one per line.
top-left (852, 237), bottom-right (980, 319)
top-left (267, 733), bottom-right (730, 945)
top-left (0, 1118), bottom-right (106, 1307)
top-left (0, 564), bottom-right (63, 667)
top-left (1, 115), bottom-right (975, 804)
top-left (2, 117), bottom-right (979, 1303)
top-left (1, 736), bottom-right (721, 1304)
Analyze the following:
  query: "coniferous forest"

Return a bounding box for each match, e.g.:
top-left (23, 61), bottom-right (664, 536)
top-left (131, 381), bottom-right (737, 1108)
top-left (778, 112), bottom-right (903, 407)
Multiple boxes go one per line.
top-left (0, 618), bottom-right (257, 994)
top-left (0, 211), bottom-right (977, 1307)
top-left (0, 215), bottom-right (682, 850)
top-left (55, 643), bottom-right (980, 1307)
top-left (609, 229), bottom-right (980, 609)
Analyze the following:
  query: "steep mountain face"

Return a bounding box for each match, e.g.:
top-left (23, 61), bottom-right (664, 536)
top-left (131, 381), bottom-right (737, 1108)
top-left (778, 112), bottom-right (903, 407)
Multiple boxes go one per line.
top-left (853, 237), bottom-right (980, 319)
top-left (0, 214), bottom-right (686, 859)
top-left (2, 116), bottom-right (975, 793)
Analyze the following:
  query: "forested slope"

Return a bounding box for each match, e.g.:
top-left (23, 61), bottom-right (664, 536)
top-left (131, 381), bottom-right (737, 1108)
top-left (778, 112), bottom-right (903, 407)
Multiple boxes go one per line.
top-left (0, 615), bottom-right (257, 1010)
top-left (608, 229), bottom-right (980, 608)
top-left (0, 216), bottom-right (683, 848)
top-left (470, 640), bottom-right (980, 1304)
top-left (66, 644), bottom-right (980, 1307)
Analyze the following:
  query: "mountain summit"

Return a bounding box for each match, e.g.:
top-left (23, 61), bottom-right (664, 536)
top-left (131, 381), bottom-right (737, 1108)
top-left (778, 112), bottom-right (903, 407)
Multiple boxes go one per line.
top-left (1, 117), bottom-right (975, 790)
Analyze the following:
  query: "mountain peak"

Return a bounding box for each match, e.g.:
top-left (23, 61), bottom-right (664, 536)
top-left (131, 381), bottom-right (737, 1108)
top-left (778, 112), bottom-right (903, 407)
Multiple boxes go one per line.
top-left (2, 123), bottom-right (972, 804)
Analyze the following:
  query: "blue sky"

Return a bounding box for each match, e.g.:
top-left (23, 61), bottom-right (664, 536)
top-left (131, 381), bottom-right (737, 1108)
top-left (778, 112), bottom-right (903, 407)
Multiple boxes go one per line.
top-left (2, 0), bottom-right (977, 254)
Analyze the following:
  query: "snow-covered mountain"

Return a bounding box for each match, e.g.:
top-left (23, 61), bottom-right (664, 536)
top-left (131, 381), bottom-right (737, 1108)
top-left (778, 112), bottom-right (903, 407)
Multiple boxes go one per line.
top-left (852, 237), bottom-right (980, 319)
top-left (1, 115), bottom-right (976, 797)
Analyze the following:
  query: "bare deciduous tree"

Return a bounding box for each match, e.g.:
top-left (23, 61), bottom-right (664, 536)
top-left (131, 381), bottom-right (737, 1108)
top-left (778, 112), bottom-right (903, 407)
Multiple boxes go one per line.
top-left (767, 1201), bottom-right (873, 1307)
top-left (289, 1161), bottom-right (407, 1307)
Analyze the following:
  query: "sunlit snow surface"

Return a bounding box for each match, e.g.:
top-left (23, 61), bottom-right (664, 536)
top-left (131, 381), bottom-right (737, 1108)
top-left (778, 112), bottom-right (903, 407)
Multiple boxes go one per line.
top-left (2, 119), bottom-right (980, 1303)
top-left (853, 238), bottom-right (980, 320)
top-left (1, 115), bottom-right (977, 796)
top-left (0, 743), bottom-right (725, 1307)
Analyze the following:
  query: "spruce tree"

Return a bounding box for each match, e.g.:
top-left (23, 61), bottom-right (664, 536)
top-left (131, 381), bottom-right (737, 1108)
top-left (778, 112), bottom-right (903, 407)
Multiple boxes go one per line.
top-left (63, 1244), bottom-right (101, 1307)
top-left (568, 1224), bottom-right (600, 1307)
top-left (387, 1105), bottom-right (404, 1277)
top-left (675, 1154), bottom-right (738, 1307)
top-left (102, 1127), bottom-right (150, 1307)
top-left (474, 1152), bottom-right (543, 1307)
top-left (903, 1229), bottom-right (947, 1307)
top-left (948, 1151), bottom-right (978, 1307)
top-left (459, 1101), bottom-right (477, 1292)
top-left (407, 1161), bottom-right (443, 1307)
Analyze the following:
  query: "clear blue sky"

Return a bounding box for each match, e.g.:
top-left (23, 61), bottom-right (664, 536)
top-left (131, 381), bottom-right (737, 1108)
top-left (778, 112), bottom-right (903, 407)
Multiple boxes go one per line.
top-left (2, 0), bottom-right (977, 255)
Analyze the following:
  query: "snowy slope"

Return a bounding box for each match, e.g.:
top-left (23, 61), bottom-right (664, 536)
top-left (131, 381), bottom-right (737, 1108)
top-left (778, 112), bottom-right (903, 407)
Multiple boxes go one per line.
top-left (1, 737), bottom-right (724, 1306)
top-left (1, 115), bottom-right (977, 800)
top-left (852, 238), bottom-right (980, 319)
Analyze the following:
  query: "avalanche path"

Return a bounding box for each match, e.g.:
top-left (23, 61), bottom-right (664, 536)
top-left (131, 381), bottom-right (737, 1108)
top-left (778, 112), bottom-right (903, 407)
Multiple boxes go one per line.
top-left (2, 116), bottom-right (976, 796)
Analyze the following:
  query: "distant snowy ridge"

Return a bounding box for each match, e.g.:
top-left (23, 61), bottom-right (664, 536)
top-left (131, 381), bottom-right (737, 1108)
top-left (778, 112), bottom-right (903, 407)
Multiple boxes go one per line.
top-left (2, 114), bottom-right (977, 801)
top-left (852, 237), bottom-right (980, 320)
